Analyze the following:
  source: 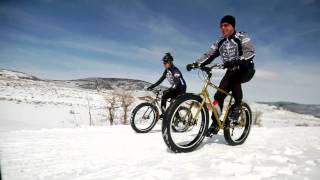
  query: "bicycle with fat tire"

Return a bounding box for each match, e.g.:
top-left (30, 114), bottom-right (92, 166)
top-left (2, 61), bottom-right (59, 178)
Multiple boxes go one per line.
top-left (162, 64), bottom-right (253, 153)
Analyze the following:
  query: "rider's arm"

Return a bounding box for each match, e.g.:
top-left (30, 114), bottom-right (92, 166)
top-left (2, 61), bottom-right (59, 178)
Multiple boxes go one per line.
top-left (239, 32), bottom-right (255, 68)
top-left (240, 32), bottom-right (255, 60)
top-left (195, 40), bottom-right (220, 67)
top-left (148, 70), bottom-right (166, 89)
top-left (169, 69), bottom-right (182, 90)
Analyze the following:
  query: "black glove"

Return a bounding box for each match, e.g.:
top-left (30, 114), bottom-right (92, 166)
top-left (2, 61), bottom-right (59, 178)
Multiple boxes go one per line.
top-left (186, 63), bottom-right (198, 71)
top-left (147, 86), bottom-right (153, 91)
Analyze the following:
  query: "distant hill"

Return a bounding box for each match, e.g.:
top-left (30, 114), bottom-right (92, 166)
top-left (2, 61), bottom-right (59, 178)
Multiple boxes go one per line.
top-left (0, 69), bottom-right (166, 91)
top-left (68, 77), bottom-right (160, 91)
top-left (258, 101), bottom-right (320, 118)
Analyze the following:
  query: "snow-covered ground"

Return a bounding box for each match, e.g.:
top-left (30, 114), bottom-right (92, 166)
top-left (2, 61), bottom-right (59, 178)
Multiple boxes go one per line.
top-left (1, 69), bottom-right (320, 180)
top-left (1, 125), bottom-right (320, 180)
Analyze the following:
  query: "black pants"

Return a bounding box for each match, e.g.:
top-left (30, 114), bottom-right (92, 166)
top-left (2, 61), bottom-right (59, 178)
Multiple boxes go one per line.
top-left (161, 88), bottom-right (186, 113)
top-left (214, 67), bottom-right (255, 110)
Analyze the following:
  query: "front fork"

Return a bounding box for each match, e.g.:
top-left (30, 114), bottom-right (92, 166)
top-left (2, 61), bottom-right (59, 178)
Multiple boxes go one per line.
top-left (143, 100), bottom-right (159, 120)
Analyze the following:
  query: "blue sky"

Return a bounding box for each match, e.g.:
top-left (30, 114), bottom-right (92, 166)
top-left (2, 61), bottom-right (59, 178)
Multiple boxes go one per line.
top-left (0, 0), bottom-right (319, 104)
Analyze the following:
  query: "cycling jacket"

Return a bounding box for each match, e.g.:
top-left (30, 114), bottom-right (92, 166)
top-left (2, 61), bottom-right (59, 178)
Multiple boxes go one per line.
top-left (196, 31), bottom-right (255, 70)
top-left (149, 66), bottom-right (187, 91)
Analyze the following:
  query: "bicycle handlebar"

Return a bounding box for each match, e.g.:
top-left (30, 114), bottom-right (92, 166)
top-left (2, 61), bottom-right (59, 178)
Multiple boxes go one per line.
top-left (150, 89), bottom-right (162, 95)
top-left (197, 64), bottom-right (224, 79)
top-left (201, 64), bottom-right (225, 70)
top-left (154, 89), bottom-right (162, 93)
top-left (199, 63), bottom-right (224, 73)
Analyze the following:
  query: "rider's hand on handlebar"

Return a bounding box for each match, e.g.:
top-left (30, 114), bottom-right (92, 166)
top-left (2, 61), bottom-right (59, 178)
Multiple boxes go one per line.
top-left (199, 66), bottom-right (212, 73)
top-left (146, 86), bottom-right (153, 91)
top-left (186, 62), bottom-right (199, 71)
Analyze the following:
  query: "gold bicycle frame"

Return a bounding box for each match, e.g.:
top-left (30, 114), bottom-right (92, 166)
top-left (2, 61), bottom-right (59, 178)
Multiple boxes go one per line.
top-left (192, 75), bottom-right (234, 129)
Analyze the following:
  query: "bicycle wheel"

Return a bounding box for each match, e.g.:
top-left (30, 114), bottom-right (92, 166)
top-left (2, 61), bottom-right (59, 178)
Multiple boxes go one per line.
top-left (130, 102), bottom-right (159, 133)
top-left (223, 102), bottom-right (252, 145)
top-left (162, 93), bottom-right (209, 153)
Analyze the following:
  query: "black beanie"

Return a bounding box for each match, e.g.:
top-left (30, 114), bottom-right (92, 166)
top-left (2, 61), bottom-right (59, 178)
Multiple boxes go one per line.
top-left (220, 15), bottom-right (236, 28)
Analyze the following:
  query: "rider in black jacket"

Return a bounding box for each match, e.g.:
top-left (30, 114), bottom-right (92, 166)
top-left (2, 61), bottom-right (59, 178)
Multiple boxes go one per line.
top-left (186, 15), bottom-right (255, 136)
top-left (147, 53), bottom-right (187, 117)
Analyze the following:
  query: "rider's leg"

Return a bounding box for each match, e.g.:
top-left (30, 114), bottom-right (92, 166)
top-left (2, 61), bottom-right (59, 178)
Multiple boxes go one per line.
top-left (161, 89), bottom-right (180, 114)
top-left (214, 71), bottom-right (232, 110)
top-left (225, 67), bottom-right (254, 122)
top-left (207, 72), bottom-right (232, 136)
top-left (229, 75), bottom-right (243, 121)
top-left (231, 83), bottom-right (242, 107)
top-left (161, 95), bottom-right (169, 115)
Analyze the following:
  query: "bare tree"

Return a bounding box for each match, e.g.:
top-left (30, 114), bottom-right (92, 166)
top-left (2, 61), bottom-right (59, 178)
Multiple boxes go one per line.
top-left (115, 90), bottom-right (134, 125)
top-left (69, 105), bottom-right (79, 127)
top-left (86, 95), bottom-right (93, 126)
top-left (95, 79), bottom-right (134, 125)
top-left (96, 79), bottom-right (115, 125)
top-left (94, 78), bottom-right (100, 90)
top-left (253, 110), bottom-right (262, 127)
top-left (104, 91), bottom-right (119, 125)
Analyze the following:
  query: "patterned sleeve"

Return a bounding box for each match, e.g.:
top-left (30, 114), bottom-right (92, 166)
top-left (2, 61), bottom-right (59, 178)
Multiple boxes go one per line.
top-left (195, 39), bottom-right (221, 67)
top-left (240, 32), bottom-right (255, 60)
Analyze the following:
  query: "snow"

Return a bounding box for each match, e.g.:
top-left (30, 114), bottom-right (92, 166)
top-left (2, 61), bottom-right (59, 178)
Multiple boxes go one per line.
top-left (1, 69), bottom-right (320, 180)
top-left (0, 100), bottom-right (91, 131)
top-left (0, 69), bottom-right (38, 80)
top-left (1, 125), bottom-right (320, 180)
top-left (0, 69), bottom-right (152, 130)
top-left (250, 102), bottom-right (320, 127)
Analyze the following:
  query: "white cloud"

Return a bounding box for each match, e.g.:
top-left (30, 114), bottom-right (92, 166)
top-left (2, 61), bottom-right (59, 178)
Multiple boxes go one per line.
top-left (101, 1), bottom-right (203, 49)
top-left (4, 32), bottom-right (172, 65)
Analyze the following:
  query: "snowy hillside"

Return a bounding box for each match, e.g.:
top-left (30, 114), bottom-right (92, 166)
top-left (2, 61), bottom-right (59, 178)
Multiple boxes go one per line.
top-left (1, 69), bottom-right (320, 180)
top-left (250, 102), bottom-right (320, 127)
top-left (259, 101), bottom-right (320, 118)
top-left (0, 69), bottom-right (158, 90)
top-left (0, 69), bottom-right (319, 131)
top-left (0, 69), bottom-right (157, 131)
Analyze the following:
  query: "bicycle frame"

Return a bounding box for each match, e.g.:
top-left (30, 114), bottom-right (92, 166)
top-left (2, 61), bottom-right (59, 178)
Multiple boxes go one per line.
top-left (137, 90), bottom-right (162, 119)
top-left (152, 92), bottom-right (162, 113)
top-left (191, 68), bottom-right (234, 129)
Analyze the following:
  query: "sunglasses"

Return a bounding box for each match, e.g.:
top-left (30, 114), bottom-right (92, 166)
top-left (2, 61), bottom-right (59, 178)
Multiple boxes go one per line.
top-left (220, 23), bottom-right (231, 28)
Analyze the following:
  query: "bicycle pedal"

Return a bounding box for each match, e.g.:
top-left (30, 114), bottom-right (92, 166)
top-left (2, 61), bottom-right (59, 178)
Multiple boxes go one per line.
top-left (207, 133), bottom-right (214, 138)
top-left (205, 131), bottom-right (214, 138)
top-left (205, 127), bottom-right (219, 137)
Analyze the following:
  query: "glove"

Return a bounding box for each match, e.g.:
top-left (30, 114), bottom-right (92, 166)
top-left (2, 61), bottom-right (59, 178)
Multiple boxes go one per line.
top-left (147, 86), bottom-right (153, 91)
top-left (186, 63), bottom-right (198, 71)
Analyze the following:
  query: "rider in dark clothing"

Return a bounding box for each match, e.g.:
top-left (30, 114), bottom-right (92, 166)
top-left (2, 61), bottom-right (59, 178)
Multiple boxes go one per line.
top-left (147, 53), bottom-right (187, 116)
top-left (186, 15), bottom-right (255, 136)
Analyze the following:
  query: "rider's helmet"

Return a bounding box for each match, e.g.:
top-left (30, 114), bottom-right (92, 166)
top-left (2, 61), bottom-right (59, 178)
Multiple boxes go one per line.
top-left (162, 52), bottom-right (174, 64)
